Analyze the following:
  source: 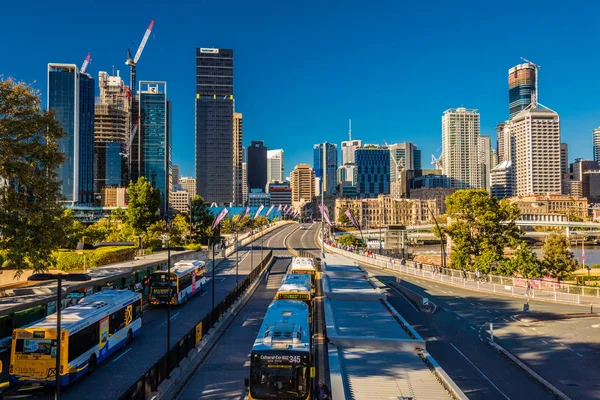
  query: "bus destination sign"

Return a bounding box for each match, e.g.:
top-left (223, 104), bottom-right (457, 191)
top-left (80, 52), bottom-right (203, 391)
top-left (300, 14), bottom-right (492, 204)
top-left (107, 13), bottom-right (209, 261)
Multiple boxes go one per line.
top-left (278, 293), bottom-right (309, 300)
top-left (258, 354), bottom-right (305, 365)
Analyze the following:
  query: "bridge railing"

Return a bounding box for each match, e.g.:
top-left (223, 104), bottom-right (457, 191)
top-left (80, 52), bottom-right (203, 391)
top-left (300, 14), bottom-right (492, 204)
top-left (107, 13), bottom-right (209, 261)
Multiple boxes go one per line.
top-left (119, 250), bottom-right (274, 400)
top-left (324, 243), bottom-right (600, 305)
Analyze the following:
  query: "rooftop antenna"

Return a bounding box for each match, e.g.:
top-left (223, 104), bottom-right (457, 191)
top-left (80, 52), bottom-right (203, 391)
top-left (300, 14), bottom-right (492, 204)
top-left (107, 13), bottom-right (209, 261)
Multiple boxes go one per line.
top-left (348, 119), bottom-right (352, 141)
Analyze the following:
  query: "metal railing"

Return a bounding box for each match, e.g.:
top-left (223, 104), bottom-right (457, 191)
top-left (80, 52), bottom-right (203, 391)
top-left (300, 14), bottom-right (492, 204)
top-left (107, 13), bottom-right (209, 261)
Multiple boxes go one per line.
top-left (119, 250), bottom-right (274, 400)
top-left (325, 243), bottom-right (600, 305)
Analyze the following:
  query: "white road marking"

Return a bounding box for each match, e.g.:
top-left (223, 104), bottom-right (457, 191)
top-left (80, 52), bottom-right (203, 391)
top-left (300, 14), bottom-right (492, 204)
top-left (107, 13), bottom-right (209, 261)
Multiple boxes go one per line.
top-left (486, 310), bottom-right (492, 314)
top-left (470, 326), bottom-right (476, 331)
top-left (576, 353), bottom-right (584, 357)
top-left (503, 318), bottom-right (509, 322)
top-left (450, 343), bottom-right (511, 400)
top-left (540, 339), bottom-right (549, 344)
top-left (456, 316), bottom-right (461, 320)
top-left (112, 348), bottom-right (132, 363)
top-left (470, 303), bottom-right (476, 306)
top-left (521, 328), bottom-right (528, 333)
top-left (170, 312), bottom-right (180, 320)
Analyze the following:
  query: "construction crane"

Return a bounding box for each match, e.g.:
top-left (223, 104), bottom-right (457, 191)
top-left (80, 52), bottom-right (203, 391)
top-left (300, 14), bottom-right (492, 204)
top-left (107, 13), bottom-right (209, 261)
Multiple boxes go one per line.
top-left (520, 57), bottom-right (541, 107)
top-left (80, 53), bottom-right (91, 74)
top-left (126, 18), bottom-right (155, 97)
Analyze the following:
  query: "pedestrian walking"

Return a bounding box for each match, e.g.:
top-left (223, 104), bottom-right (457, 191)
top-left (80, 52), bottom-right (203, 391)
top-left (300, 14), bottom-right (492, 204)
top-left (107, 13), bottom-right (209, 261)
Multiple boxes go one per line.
top-left (314, 380), bottom-right (331, 400)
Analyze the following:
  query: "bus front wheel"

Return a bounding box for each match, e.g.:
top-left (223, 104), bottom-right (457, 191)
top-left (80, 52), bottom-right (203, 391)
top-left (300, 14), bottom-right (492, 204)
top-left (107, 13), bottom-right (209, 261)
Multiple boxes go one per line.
top-left (87, 354), bottom-right (97, 375)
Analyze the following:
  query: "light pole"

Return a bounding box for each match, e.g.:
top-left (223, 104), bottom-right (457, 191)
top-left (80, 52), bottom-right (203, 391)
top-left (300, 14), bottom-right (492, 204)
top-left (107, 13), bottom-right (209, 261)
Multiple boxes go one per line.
top-left (235, 230), bottom-right (239, 285)
top-left (28, 273), bottom-right (91, 400)
top-left (204, 235), bottom-right (223, 314)
top-left (425, 203), bottom-right (446, 270)
top-left (162, 218), bottom-right (172, 357)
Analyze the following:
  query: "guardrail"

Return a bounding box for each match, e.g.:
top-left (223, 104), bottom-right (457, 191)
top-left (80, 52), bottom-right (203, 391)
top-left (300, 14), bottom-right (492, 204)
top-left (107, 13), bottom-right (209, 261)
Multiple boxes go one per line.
top-left (119, 250), bottom-right (274, 400)
top-left (324, 243), bottom-right (600, 306)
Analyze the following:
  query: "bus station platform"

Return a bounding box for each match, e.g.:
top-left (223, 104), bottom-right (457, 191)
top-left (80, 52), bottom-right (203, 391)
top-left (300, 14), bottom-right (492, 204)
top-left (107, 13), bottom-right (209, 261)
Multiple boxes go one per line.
top-left (321, 253), bottom-right (465, 400)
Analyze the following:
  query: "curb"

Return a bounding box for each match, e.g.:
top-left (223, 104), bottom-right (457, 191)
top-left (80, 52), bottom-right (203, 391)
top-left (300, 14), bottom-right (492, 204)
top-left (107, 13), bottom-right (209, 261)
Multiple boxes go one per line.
top-left (148, 256), bottom-right (275, 400)
top-left (389, 281), bottom-right (437, 313)
top-left (487, 340), bottom-right (571, 400)
top-left (419, 350), bottom-right (468, 400)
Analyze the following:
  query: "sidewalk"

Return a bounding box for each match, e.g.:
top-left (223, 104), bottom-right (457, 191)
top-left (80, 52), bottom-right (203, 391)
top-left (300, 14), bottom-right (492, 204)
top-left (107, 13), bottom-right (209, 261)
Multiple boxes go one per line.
top-left (325, 242), bottom-right (600, 306)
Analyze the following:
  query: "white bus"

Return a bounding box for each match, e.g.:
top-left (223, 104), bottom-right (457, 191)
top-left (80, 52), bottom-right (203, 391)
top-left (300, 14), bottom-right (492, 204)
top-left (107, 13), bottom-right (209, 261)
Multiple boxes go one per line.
top-left (149, 260), bottom-right (206, 305)
top-left (10, 290), bottom-right (142, 387)
top-left (289, 257), bottom-right (316, 285)
top-left (276, 274), bottom-right (313, 301)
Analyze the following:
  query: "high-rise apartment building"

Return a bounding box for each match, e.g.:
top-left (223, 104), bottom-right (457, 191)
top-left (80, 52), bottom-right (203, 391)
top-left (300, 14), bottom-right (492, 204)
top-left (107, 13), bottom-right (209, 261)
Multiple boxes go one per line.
top-left (570, 159), bottom-right (600, 202)
top-left (479, 135), bottom-right (492, 191)
top-left (233, 112), bottom-right (243, 204)
top-left (490, 161), bottom-right (515, 199)
top-left (171, 190), bottom-right (190, 214)
top-left (442, 108), bottom-right (482, 190)
top-left (242, 162), bottom-right (248, 205)
top-left (355, 145), bottom-right (390, 199)
top-left (180, 177), bottom-right (197, 198)
top-left (496, 122), bottom-right (507, 162)
top-left (593, 127), bottom-right (600, 162)
top-left (560, 143), bottom-right (569, 195)
top-left (290, 164), bottom-right (316, 205)
top-left (314, 143), bottom-right (338, 196)
top-left (341, 140), bottom-right (362, 165)
top-left (247, 140), bottom-right (268, 191)
top-left (93, 72), bottom-right (130, 198)
top-left (267, 149), bottom-right (284, 186)
top-left (195, 48), bottom-right (234, 204)
top-left (48, 64), bottom-right (95, 205)
top-left (138, 81), bottom-right (172, 216)
top-left (512, 108), bottom-right (561, 196)
top-left (508, 63), bottom-right (536, 119)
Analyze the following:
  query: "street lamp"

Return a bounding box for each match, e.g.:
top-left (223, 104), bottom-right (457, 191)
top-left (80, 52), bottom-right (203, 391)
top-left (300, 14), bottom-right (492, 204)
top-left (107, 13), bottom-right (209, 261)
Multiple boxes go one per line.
top-left (204, 234), bottom-right (224, 314)
top-left (425, 202), bottom-right (446, 271)
top-left (28, 273), bottom-right (91, 400)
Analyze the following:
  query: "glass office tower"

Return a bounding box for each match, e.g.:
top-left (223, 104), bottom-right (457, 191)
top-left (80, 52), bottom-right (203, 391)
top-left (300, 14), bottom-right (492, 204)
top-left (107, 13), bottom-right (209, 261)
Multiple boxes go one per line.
top-left (48, 64), bottom-right (95, 205)
top-left (355, 146), bottom-right (390, 198)
top-left (508, 63), bottom-right (536, 119)
top-left (313, 142), bottom-right (338, 196)
top-left (138, 81), bottom-right (172, 216)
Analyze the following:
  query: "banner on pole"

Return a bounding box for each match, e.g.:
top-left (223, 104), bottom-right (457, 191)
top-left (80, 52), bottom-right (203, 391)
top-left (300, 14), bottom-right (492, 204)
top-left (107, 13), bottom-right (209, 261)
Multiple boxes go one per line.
top-left (211, 208), bottom-right (229, 231)
top-left (345, 208), bottom-right (360, 230)
top-left (265, 204), bottom-right (275, 217)
top-left (254, 204), bottom-right (265, 219)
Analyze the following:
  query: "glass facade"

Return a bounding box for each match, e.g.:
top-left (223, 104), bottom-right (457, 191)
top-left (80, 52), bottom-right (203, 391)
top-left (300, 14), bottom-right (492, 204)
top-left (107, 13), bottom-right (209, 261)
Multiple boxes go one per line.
top-left (94, 142), bottom-right (126, 194)
top-left (355, 148), bottom-right (390, 198)
top-left (508, 64), bottom-right (536, 119)
top-left (195, 48), bottom-right (234, 204)
top-left (247, 140), bottom-right (267, 191)
top-left (139, 83), bottom-right (171, 216)
top-left (313, 143), bottom-right (338, 196)
top-left (48, 65), bottom-right (94, 204)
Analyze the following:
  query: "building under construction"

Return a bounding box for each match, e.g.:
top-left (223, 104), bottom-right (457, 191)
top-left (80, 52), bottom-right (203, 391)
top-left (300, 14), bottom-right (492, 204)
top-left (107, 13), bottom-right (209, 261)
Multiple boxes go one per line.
top-left (93, 71), bottom-right (131, 202)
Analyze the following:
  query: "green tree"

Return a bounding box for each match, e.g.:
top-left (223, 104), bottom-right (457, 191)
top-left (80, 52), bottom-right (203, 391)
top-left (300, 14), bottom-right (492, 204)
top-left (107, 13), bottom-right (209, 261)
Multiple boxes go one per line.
top-left (110, 207), bottom-right (127, 225)
top-left (0, 78), bottom-right (71, 275)
top-left (542, 232), bottom-right (578, 281)
top-left (254, 216), bottom-right (270, 228)
top-left (170, 214), bottom-right (189, 245)
top-left (190, 195), bottom-right (212, 241)
top-left (505, 242), bottom-right (543, 279)
top-left (473, 250), bottom-right (504, 275)
top-left (445, 189), bottom-right (521, 270)
top-left (127, 177), bottom-right (160, 234)
top-left (337, 204), bottom-right (350, 225)
top-left (338, 233), bottom-right (363, 247)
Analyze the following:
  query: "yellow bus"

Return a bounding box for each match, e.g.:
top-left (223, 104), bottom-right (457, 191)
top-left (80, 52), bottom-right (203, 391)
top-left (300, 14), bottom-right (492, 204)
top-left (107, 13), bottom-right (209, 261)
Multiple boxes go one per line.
top-left (9, 290), bottom-right (141, 387)
top-left (275, 274), bottom-right (313, 301)
top-left (148, 260), bottom-right (206, 305)
top-left (289, 257), bottom-right (316, 285)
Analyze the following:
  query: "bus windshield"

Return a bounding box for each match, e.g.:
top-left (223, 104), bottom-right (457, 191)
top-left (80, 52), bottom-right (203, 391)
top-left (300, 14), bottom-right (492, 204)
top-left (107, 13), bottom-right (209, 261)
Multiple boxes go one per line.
top-left (250, 360), bottom-right (308, 399)
top-left (150, 273), bottom-right (177, 287)
top-left (18, 339), bottom-right (56, 356)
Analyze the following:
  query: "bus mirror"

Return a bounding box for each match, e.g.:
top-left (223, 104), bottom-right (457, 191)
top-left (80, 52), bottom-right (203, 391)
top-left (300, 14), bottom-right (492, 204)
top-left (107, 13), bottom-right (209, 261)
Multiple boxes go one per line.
top-left (244, 378), bottom-right (249, 387)
top-left (310, 367), bottom-right (316, 378)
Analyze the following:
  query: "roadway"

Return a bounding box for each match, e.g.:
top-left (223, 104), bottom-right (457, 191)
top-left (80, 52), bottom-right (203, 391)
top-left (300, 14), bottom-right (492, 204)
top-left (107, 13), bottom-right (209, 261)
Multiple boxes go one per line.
top-left (175, 223), bottom-right (325, 400)
top-left (4, 223), bottom-right (299, 400)
top-left (360, 263), bottom-right (591, 400)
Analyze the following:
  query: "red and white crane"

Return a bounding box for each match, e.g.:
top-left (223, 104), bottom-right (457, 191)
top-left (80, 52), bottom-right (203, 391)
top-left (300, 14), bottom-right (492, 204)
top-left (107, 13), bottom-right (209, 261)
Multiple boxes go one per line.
top-left (126, 18), bottom-right (155, 97)
top-left (80, 53), bottom-right (91, 74)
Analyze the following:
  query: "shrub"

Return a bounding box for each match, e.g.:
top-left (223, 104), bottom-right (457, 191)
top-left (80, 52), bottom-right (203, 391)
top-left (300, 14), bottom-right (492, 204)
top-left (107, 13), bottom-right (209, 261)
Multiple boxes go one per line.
top-left (185, 243), bottom-right (204, 252)
top-left (54, 246), bottom-right (137, 272)
top-left (591, 264), bottom-right (600, 269)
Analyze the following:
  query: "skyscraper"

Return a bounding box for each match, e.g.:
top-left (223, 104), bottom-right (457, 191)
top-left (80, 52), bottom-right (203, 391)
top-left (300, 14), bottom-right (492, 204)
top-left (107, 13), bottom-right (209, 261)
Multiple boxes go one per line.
top-left (389, 142), bottom-right (420, 198)
top-left (233, 112), bottom-right (243, 204)
top-left (355, 145), bottom-right (390, 198)
top-left (172, 165), bottom-right (180, 186)
top-left (48, 63), bottom-right (95, 205)
top-left (195, 48), bottom-right (234, 204)
top-left (593, 127), bottom-right (600, 162)
top-left (560, 143), bottom-right (569, 195)
top-left (267, 149), bottom-right (284, 186)
top-left (93, 72), bottom-right (129, 199)
top-left (247, 140), bottom-right (268, 191)
top-left (341, 140), bottom-right (362, 165)
top-left (138, 81), bottom-right (172, 216)
top-left (508, 63), bottom-right (536, 119)
top-left (511, 108), bottom-right (561, 196)
top-left (441, 108), bottom-right (482, 190)
top-left (496, 122), bottom-right (507, 162)
top-left (314, 143), bottom-right (338, 196)
top-left (290, 164), bottom-right (315, 205)
top-left (180, 177), bottom-right (197, 198)
top-left (479, 135), bottom-right (492, 191)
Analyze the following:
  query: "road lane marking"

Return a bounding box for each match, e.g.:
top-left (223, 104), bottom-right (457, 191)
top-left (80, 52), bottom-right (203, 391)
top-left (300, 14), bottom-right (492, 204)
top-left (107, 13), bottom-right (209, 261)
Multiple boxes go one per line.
top-left (494, 310), bottom-right (500, 313)
top-left (456, 316), bottom-right (461, 320)
top-left (540, 339), bottom-right (548, 344)
top-left (170, 312), bottom-right (180, 320)
top-left (470, 326), bottom-right (476, 331)
top-left (112, 348), bottom-right (132, 363)
top-left (470, 303), bottom-right (476, 306)
top-left (450, 343), bottom-right (511, 400)
top-left (576, 353), bottom-right (584, 357)
top-left (486, 310), bottom-right (492, 314)
top-left (477, 302), bottom-right (484, 306)
top-left (503, 318), bottom-right (509, 322)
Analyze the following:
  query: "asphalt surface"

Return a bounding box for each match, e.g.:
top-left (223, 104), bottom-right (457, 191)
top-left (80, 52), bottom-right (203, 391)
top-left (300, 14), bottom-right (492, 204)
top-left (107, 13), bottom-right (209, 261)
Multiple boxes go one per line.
top-left (493, 315), bottom-right (600, 399)
top-left (4, 223), bottom-right (299, 400)
top-left (176, 223), bottom-right (323, 400)
top-left (362, 263), bottom-right (593, 400)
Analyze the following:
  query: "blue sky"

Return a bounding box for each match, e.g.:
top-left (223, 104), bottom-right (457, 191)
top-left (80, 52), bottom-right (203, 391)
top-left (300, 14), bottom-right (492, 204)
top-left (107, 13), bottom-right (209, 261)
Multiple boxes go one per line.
top-left (2, 0), bottom-right (599, 177)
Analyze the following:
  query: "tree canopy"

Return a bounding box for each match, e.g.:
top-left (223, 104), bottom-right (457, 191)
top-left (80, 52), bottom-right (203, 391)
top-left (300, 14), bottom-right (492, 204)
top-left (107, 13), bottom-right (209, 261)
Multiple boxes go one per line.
top-left (542, 232), bottom-right (578, 281)
top-left (0, 78), bottom-right (72, 275)
top-left (127, 177), bottom-right (160, 234)
top-left (445, 189), bottom-right (521, 270)
top-left (338, 233), bottom-right (364, 247)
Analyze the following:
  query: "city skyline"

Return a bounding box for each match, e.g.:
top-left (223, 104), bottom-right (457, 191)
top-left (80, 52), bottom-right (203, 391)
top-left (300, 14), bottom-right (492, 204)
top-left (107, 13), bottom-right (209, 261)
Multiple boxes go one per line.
top-left (3, 1), bottom-right (600, 179)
